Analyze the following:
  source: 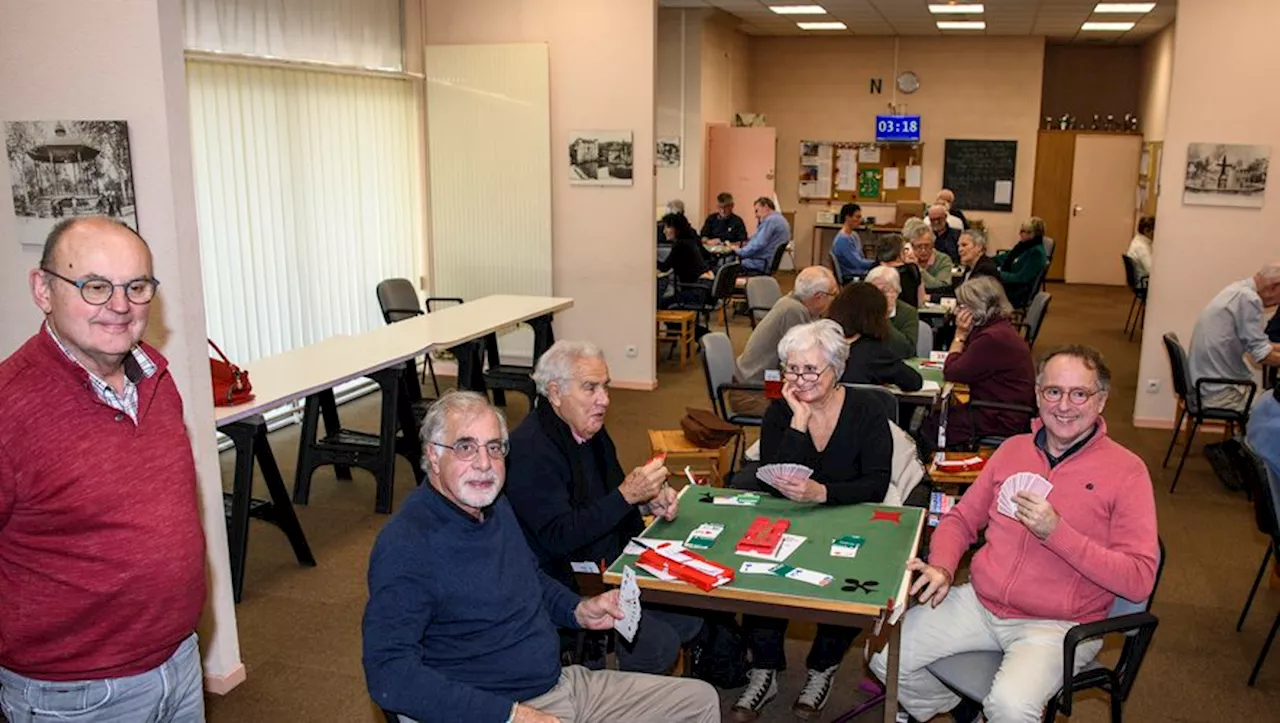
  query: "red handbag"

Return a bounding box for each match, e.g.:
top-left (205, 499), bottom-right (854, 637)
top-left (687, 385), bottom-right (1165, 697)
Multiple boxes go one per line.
top-left (209, 339), bottom-right (254, 407)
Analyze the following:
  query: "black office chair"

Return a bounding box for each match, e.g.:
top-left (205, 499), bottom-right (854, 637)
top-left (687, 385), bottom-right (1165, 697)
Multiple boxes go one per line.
top-left (1121, 256), bottom-right (1148, 341)
top-left (375, 279), bottom-right (460, 399)
top-left (677, 261), bottom-right (741, 339)
top-left (1014, 291), bottom-right (1052, 349)
top-left (1233, 437), bottom-right (1280, 686)
top-left (1161, 333), bottom-right (1256, 493)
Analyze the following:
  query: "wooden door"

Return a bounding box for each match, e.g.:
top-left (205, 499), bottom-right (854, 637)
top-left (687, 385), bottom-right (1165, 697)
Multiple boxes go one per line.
top-left (1031, 131), bottom-right (1077, 281)
top-left (706, 125), bottom-right (777, 233)
top-left (1064, 135), bottom-right (1142, 286)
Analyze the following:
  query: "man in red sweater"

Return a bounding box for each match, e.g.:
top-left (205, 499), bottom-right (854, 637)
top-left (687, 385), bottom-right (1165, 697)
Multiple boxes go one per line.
top-left (0, 218), bottom-right (207, 722)
top-left (872, 345), bottom-right (1158, 722)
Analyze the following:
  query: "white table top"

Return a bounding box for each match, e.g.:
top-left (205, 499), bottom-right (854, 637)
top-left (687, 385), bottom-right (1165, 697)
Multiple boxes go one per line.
top-left (214, 295), bottom-right (573, 427)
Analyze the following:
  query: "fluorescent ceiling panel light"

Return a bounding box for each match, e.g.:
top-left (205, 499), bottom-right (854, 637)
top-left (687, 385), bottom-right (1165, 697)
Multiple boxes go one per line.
top-left (936, 21), bottom-right (987, 30)
top-left (770, 5), bottom-right (827, 14)
top-left (1081, 21), bottom-right (1137, 30)
top-left (929, 3), bottom-right (985, 13)
top-left (797, 21), bottom-right (848, 30)
top-left (1093, 3), bottom-right (1156, 13)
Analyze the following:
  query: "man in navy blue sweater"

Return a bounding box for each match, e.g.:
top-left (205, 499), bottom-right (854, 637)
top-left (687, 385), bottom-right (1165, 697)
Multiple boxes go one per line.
top-left (363, 391), bottom-right (720, 723)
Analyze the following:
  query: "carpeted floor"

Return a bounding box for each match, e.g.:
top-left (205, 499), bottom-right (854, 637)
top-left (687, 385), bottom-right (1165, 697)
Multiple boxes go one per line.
top-left (204, 280), bottom-right (1280, 722)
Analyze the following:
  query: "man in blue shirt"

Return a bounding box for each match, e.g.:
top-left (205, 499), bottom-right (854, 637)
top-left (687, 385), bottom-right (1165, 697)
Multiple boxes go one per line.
top-left (831, 202), bottom-right (876, 282)
top-left (363, 391), bottom-right (719, 723)
top-left (736, 197), bottom-right (790, 273)
top-left (1247, 385), bottom-right (1280, 486)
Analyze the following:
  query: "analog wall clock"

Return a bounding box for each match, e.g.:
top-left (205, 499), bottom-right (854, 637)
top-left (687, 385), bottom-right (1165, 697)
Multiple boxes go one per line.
top-left (896, 71), bottom-right (920, 95)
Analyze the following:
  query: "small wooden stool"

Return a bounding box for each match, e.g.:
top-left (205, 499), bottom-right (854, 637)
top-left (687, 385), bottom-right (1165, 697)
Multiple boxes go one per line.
top-left (655, 310), bottom-right (697, 370)
top-left (648, 429), bottom-right (732, 487)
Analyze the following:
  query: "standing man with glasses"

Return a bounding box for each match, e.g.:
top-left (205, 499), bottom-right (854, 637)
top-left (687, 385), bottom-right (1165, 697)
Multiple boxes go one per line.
top-left (0, 217), bottom-right (207, 722)
top-left (872, 345), bottom-right (1159, 723)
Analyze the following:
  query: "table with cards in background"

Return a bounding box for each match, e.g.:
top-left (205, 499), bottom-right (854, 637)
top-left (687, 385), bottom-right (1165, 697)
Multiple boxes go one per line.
top-left (602, 486), bottom-right (925, 723)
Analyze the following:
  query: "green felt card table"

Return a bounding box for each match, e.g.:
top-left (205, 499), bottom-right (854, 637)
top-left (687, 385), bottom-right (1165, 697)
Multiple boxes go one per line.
top-left (602, 486), bottom-right (924, 723)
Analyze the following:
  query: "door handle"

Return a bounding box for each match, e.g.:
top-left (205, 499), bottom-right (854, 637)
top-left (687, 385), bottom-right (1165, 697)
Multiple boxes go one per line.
top-left (1072, 205), bottom-right (1083, 216)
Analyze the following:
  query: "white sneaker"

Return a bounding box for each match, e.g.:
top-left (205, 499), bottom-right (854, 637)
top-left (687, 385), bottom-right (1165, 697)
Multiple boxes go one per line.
top-left (730, 667), bottom-right (778, 722)
top-left (793, 664), bottom-right (839, 719)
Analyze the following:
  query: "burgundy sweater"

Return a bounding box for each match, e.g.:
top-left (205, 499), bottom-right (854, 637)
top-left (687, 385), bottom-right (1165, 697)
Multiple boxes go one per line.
top-left (0, 331), bottom-right (206, 680)
top-left (942, 318), bottom-right (1037, 441)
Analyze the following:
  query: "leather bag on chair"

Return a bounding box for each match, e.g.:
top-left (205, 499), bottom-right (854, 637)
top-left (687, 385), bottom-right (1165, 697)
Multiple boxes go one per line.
top-left (680, 408), bottom-right (740, 448)
top-left (209, 339), bottom-right (254, 407)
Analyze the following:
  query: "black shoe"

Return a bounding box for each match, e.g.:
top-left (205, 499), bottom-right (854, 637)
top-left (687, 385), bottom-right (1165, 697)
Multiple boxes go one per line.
top-left (950, 697), bottom-right (983, 723)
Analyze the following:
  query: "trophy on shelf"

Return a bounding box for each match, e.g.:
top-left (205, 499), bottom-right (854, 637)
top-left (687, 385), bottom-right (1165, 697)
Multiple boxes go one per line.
top-left (1105, 114), bottom-right (1116, 131)
top-left (1090, 114), bottom-right (1100, 131)
top-left (1059, 114), bottom-right (1071, 130)
top-left (1045, 116), bottom-right (1055, 130)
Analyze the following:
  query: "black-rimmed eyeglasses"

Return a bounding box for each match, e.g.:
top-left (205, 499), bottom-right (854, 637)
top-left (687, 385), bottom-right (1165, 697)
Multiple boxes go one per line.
top-left (780, 365), bottom-right (831, 382)
top-left (41, 268), bottom-right (159, 305)
top-left (431, 438), bottom-right (510, 461)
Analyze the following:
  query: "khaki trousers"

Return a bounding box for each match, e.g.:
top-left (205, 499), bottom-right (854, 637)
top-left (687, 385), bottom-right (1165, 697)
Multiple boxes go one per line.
top-left (522, 665), bottom-right (720, 723)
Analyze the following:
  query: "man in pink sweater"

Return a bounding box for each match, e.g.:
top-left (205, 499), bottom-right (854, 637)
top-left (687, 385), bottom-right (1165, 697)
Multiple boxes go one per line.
top-left (872, 345), bottom-right (1158, 722)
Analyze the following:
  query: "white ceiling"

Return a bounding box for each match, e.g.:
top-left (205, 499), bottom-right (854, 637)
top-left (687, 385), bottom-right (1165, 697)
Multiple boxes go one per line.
top-left (657, 0), bottom-right (1176, 43)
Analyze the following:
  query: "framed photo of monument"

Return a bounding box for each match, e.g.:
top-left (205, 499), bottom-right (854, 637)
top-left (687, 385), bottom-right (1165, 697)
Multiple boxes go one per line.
top-left (5, 120), bottom-right (138, 247)
top-left (1183, 143), bottom-right (1270, 209)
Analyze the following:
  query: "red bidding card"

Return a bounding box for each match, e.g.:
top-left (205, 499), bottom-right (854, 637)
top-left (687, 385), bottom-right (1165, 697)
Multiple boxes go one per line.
top-left (736, 516), bottom-right (790, 555)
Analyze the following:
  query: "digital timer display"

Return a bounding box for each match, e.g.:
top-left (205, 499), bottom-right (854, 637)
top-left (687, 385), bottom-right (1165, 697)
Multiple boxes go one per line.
top-left (875, 115), bottom-right (921, 143)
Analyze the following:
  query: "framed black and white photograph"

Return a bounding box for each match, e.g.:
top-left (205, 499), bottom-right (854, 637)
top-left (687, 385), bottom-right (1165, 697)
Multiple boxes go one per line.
top-left (6, 120), bottom-right (138, 247)
top-left (656, 136), bottom-right (681, 168)
top-left (1183, 143), bottom-right (1270, 208)
top-left (569, 130), bottom-right (634, 186)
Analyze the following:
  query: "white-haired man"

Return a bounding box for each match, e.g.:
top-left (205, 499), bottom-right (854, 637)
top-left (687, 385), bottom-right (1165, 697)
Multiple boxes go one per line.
top-left (505, 342), bottom-right (703, 675)
top-left (936, 189), bottom-right (967, 230)
top-left (904, 218), bottom-right (954, 293)
top-left (364, 391), bottom-right (720, 723)
top-left (927, 204), bottom-right (962, 264)
top-left (866, 265), bottom-right (919, 360)
top-left (1188, 263), bottom-right (1280, 409)
top-left (732, 266), bottom-right (839, 417)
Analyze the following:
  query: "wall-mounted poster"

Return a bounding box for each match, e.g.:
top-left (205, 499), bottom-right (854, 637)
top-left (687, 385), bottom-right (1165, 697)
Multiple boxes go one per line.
top-left (858, 168), bottom-right (882, 199)
top-left (569, 130), bottom-right (634, 186)
top-left (5, 120), bottom-right (137, 247)
top-left (656, 137), bottom-right (681, 168)
top-left (1183, 143), bottom-right (1270, 208)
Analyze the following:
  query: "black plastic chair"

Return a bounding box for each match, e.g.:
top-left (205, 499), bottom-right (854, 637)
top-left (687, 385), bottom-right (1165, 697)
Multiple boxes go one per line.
top-left (375, 279), bottom-right (459, 399)
top-left (677, 261), bottom-right (741, 339)
top-left (1014, 291), bottom-right (1052, 349)
top-left (1121, 256), bottom-right (1148, 341)
top-left (700, 331), bottom-right (762, 472)
top-left (1233, 437), bottom-right (1280, 686)
top-left (1161, 333), bottom-right (1256, 493)
top-left (928, 538), bottom-right (1165, 723)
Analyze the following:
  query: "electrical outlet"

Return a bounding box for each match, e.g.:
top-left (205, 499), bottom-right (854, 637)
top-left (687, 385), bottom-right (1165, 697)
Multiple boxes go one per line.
top-left (1145, 379), bottom-right (1160, 394)
top-left (625, 345), bottom-right (638, 358)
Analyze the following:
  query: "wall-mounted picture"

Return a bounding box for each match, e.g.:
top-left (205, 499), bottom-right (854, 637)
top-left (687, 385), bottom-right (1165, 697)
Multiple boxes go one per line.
top-left (569, 130), bottom-right (633, 186)
top-left (6, 120), bottom-right (138, 247)
top-left (1183, 142), bottom-right (1270, 208)
top-left (656, 136), bottom-right (681, 168)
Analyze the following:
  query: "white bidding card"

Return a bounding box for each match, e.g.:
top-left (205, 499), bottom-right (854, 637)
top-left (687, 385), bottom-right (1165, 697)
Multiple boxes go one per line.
top-left (616, 566), bottom-right (642, 643)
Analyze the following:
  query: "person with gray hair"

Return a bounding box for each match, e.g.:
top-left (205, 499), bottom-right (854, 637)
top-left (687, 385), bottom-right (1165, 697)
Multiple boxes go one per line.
top-left (732, 266), bottom-right (839, 417)
top-left (1188, 262), bottom-right (1280, 409)
top-left (866, 264), bottom-right (919, 359)
top-left (953, 227), bottom-right (1001, 291)
top-left (926, 203), bottom-right (961, 263)
top-left (364, 391), bottom-right (721, 723)
top-left (506, 341), bottom-right (704, 674)
top-left (905, 217), bottom-right (954, 292)
top-left (730, 319), bottom-right (893, 720)
top-left (700, 191), bottom-right (748, 243)
top-left (936, 188), bottom-right (968, 229)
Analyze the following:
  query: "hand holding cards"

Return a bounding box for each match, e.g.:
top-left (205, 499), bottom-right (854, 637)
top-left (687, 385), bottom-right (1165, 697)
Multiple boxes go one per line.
top-left (616, 566), bottom-right (642, 642)
top-left (756, 463), bottom-right (814, 489)
top-left (998, 472), bottom-right (1053, 519)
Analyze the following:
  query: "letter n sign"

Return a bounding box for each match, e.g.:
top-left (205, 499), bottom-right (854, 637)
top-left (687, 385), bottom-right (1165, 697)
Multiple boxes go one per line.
top-left (870, 78), bottom-right (883, 94)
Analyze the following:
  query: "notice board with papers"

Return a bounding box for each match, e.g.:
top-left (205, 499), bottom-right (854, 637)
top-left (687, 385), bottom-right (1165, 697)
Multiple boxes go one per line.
top-left (942, 139), bottom-right (1017, 212)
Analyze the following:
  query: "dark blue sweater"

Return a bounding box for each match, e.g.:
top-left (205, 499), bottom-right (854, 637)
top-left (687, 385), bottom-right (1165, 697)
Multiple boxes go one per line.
top-left (362, 484), bottom-right (582, 723)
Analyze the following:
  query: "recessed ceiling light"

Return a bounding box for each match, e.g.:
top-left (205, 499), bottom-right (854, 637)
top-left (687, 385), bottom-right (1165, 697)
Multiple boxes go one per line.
top-left (797, 21), bottom-right (848, 30)
top-left (769, 4), bottom-right (827, 14)
top-left (1093, 3), bottom-right (1156, 13)
top-left (936, 21), bottom-right (987, 30)
top-left (929, 3), bottom-right (985, 13)
top-left (1081, 21), bottom-right (1137, 31)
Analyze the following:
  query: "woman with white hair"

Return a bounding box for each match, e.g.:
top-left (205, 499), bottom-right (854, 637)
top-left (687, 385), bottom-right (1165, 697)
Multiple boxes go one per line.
top-left (731, 319), bottom-right (892, 722)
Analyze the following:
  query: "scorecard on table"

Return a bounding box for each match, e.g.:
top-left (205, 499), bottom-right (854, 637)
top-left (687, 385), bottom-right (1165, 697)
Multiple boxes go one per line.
top-left (606, 488), bottom-right (923, 612)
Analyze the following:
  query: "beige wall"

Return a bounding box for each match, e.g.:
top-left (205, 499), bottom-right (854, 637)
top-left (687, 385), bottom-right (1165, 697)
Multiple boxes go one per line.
top-left (1138, 22), bottom-right (1176, 143)
top-left (749, 36), bottom-right (1045, 263)
top-left (700, 10), bottom-right (752, 214)
top-left (656, 8), bottom-right (704, 221)
top-left (1133, 0), bottom-right (1278, 427)
top-left (0, 0), bottom-right (242, 689)
top-left (423, 0), bottom-right (658, 388)
top-left (1040, 45), bottom-right (1141, 124)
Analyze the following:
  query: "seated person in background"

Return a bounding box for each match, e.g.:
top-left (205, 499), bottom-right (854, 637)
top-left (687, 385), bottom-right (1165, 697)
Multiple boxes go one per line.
top-left (1188, 263), bottom-right (1280, 409)
top-left (832, 202), bottom-right (876, 281)
top-left (937, 189), bottom-right (968, 230)
top-left (657, 198), bottom-right (687, 245)
top-left (873, 345), bottom-right (1158, 723)
top-left (904, 218), bottom-right (954, 294)
top-left (919, 277), bottom-right (1036, 454)
top-left (701, 191), bottom-right (748, 244)
top-left (928, 204), bottom-right (962, 263)
top-left (1125, 215), bottom-right (1155, 281)
top-left (952, 228), bottom-right (1001, 290)
top-left (505, 342), bottom-right (702, 675)
top-left (363, 391), bottom-right (719, 723)
top-left (827, 283), bottom-right (923, 391)
top-left (736, 197), bottom-right (791, 274)
top-left (996, 217), bottom-right (1050, 309)
top-left (732, 320), bottom-right (892, 722)
top-left (657, 213), bottom-right (713, 311)
top-left (866, 265), bottom-right (919, 360)
top-left (878, 234), bottom-right (924, 308)
top-left (1247, 384), bottom-right (1280, 484)
top-left (731, 266), bottom-right (838, 418)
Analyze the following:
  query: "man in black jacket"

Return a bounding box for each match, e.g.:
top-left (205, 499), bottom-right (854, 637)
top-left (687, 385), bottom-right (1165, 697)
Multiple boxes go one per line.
top-left (700, 192), bottom-right (748, 243)
top-left (506, 341), bottom-right (704, 675)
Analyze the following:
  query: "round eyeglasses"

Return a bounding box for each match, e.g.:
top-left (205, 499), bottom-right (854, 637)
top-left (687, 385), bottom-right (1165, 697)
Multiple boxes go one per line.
top-left (431, 438), bottom-right (510, 461)
top-left (1038, 386), bottom-right (1102, 406)
top-left (42, 268), bottom-right (159, 305)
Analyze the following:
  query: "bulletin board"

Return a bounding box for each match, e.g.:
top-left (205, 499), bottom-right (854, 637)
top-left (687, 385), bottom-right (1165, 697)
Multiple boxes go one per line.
top-left (831, 142), bottom-right (924, 205)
